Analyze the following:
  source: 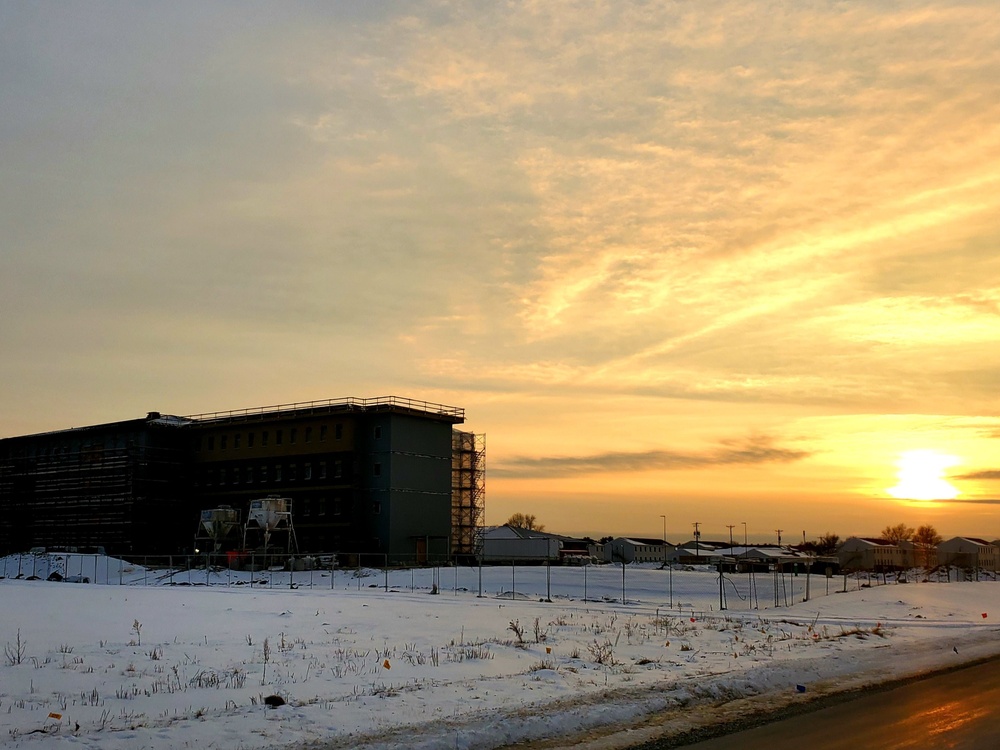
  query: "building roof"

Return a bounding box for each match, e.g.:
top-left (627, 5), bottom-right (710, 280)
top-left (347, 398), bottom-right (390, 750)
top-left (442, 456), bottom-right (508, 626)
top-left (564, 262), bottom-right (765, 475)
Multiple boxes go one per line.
top-left (845, 537), bottom-right (897, 547)
top-left (609, 537), bottom-right (666, 546)
top-left (185, 396), bottom-right (465, 425)
top-left (943, 536), bottom-right (996, 547)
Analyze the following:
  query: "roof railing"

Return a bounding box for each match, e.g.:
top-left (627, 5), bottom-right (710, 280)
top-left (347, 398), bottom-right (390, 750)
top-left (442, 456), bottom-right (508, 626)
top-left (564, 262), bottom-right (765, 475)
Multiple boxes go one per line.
top-left (184, 396), bottom-right (464, 423)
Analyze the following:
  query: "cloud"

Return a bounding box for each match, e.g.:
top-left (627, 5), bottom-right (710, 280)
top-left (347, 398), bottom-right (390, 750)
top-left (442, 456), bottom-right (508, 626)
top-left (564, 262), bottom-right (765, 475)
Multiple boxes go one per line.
top-left (930, 497), bottom-right (1000, 505)
top-left (492, 434), bottom-right (811, 478)
top-left (955, 470), bottom-right (1000, 480)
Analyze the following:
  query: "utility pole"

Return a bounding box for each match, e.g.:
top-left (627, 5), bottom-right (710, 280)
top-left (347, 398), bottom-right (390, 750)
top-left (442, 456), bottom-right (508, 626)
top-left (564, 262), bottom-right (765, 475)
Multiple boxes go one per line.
top-left (660, 515), bottom-right (667, 565)
top-left (726, 524), bottom-right (735, 549)
top-left (661, 514), bottom-right (672, 608)
top-left (775, 529), bottom-right (783, 546)
top-left (693, 522), bottom-right (701, 560)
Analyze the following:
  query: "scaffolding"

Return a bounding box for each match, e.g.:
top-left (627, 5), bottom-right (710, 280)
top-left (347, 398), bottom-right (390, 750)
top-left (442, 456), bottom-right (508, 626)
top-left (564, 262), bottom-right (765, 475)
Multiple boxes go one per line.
top-left (451, 431), bottom-right (485, 558)
top-left (0, 442), bottom-right (187, 555)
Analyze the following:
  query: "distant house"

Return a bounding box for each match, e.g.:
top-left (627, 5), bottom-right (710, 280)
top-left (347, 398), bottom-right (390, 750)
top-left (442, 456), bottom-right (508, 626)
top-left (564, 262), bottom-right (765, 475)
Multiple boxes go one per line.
top-left (481, 525), bottom-right (595, 563)
top-left (667, 542), bottom-right (721, 566)
top-left (937, 537), bottom-right (999, 572)
top-left (837, 537), bottom-right (903, 572)
top-left (714, 545), bottom-right (833, 573)
top-left (602, 537), bottom-right (671, 564)
top-left (481, 525), bottom-right (561, 562)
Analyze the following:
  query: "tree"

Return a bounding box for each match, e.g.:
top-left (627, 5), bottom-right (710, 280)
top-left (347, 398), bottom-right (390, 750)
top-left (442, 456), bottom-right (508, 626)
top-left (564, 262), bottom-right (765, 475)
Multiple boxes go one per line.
top-left (506, 513), bottom-right (544, 531)
top-left (800, 533), bottom-right (840, 556)
top-left (881, 523), bottom-right (914, 544)
top-left (913, 524), bottom-right (943, 569)
top-left (815, 533), bottom-right (841, 555)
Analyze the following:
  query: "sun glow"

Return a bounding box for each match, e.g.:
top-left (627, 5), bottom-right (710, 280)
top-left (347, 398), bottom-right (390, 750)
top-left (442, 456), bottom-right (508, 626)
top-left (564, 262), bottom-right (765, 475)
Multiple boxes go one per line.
top-left (887, 450), bottom-right (961, 501)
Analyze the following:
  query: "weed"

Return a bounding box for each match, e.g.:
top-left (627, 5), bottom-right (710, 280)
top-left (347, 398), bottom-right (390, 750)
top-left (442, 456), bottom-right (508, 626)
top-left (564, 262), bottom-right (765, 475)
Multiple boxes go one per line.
top-left (508, 620), bottom-right (525, 646)
top-left (533, 617), bottom-right (548, 643)
top-left (587, 638), bottom-right (616, 666)
top-left (4, 629), bottom-right (25, 666)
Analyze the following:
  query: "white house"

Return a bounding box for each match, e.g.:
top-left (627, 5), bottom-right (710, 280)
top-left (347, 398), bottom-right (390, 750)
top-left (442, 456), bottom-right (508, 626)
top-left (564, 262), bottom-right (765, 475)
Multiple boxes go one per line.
top-left (602, 537), bottom-right (670, 564)
top-left (937, 537), bottom-right (999, 572)
top-left (481, 525), bottom-right (561, 562)
top-left (837, 537), bottom-right (903, 571)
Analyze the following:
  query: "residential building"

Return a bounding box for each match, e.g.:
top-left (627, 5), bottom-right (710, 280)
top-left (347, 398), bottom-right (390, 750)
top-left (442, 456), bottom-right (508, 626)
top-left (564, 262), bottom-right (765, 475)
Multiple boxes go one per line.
top-left (603, 537), bottom-right (670, 564)
top-left (937, 537), bottom-right (999, 573)
top-left (837, 537), bottom-right (903, 572)
top-left (0, 397), bottom-right (481, 563)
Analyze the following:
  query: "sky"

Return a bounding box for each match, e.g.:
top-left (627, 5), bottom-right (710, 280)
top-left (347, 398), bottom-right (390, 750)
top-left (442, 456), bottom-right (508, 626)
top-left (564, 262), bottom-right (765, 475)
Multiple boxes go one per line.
top-left (2, 1), bottom-right (999, 543)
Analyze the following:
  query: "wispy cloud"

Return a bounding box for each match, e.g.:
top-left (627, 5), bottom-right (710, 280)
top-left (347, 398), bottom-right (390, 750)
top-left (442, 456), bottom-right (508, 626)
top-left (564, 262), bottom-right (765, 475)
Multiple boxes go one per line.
top-left (955, 470), bottom-right (1000, 481)
top-left (493, 434), bottom-right (811, 478)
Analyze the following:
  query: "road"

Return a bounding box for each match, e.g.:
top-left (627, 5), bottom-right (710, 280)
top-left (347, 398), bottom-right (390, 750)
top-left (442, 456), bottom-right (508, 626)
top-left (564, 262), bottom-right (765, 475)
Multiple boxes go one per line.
top-left (673, 658), bottom-right (1000, 750)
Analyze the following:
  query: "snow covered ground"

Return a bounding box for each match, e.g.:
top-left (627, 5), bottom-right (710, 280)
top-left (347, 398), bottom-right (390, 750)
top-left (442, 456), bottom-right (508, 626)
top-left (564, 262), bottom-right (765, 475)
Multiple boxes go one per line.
top-left (1, 555), bottom-right (999, 750)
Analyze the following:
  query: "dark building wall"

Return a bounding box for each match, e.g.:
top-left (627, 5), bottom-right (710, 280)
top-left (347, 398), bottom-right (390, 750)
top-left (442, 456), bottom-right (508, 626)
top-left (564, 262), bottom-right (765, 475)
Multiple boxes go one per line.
top-left (360, 412), bottom-right (454, 562)
top-left (0, 417), bottom-right (190, 555)
top-left (190, 413), bottom-right (365, 554)
top-left (1, 398), bottom-right (467, 560)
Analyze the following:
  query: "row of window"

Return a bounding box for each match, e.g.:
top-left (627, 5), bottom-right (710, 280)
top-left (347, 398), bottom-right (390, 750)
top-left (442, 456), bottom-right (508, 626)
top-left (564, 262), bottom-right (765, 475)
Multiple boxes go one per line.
top-left (205, 459), bottom-right (346, 487)
top-left (201, 423), bottom-right (384, 452)
top-left (298, 496), bottom-right (347, 518)
top-left (203, 423), bottom-right (344, 452)
top-left (291, 497), bottom-right (380, 518)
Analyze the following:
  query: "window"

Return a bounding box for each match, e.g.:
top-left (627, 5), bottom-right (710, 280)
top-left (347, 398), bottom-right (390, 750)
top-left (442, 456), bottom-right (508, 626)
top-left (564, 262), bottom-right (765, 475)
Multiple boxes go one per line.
top-left (275, 464), bottom-right (282, 482)
top-left (335, 423), bottom-right (343, 440)
top-left (372, 501), bottom-right (381, 515)
top-left (276, 429), bottom-right (283, 446)
top-left (320, 425), bottom-right (327, 442)
top-left (305, 426), bottom-right (312, 443)
top-left (247, 432), bottom-right (255, 448)
top-left (304, 463), bottom-right (312, 480)
top-left (319, 461), bottom-right (327, 480)
top-left (219, 468), bottom-right (227, 485)
top-left (289, 463), bottom-right (297, 482)
top-left (234, 433), bottom-right (241, 449)
top-left (334, 460), bottom-right (343, 478)
top-left (290, 428), bottom-right (297, 444)
top-left (206, 469), bottom-right (214, 486)
top-left (220, 435), bottom-right (228, 450)
top-left (318, 498), bottom-right (327, 516)
top-left (373, 425), bottom-right (382, 439)
top-left (260, 464), bottom-right (268, 482)
top-left (261, 431), bottom-right (269, 447)
top-left (373, 463), bottom-right (381, 477)
top-left (332, 496), bottom-right (341, 516)
top-left (246, 467), bottom-right (253, 484)
top-left (302, 498), bottom-right (311, 517)
top-left (233, 467), bottom-right (240, 484)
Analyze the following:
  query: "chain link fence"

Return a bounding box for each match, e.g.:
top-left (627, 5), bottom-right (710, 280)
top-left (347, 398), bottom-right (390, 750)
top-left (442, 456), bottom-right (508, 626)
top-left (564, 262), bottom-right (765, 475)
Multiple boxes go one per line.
top-left (5, 550), bottom-right (972, 612)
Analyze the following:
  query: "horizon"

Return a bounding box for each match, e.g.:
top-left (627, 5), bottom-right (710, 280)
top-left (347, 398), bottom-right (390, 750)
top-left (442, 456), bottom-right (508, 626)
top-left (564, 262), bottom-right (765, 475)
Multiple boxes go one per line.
top-left (2, 2), bottom-right (999, 544)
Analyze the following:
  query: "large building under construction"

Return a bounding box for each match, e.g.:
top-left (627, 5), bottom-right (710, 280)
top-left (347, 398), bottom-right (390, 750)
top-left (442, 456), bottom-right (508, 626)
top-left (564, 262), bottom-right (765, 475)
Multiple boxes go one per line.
top-left (0, 397), bottom-right (485, 562)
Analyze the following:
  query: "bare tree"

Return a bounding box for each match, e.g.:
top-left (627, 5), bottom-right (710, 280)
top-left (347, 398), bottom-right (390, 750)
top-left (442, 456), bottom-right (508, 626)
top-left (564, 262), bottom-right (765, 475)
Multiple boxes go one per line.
top-left (913, 524), bottom-right (943, 569)
top-left (506, 513), bottom-right (544, 531)
top-left (818, 533), bottom-right (841, 555)
top-left (881, 523), bottom-right (914, 544)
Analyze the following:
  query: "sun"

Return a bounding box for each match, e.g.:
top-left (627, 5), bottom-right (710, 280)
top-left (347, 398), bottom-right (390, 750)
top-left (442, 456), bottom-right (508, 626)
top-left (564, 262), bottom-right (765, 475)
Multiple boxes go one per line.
top-left (886, 449), bottom-right (960, 501)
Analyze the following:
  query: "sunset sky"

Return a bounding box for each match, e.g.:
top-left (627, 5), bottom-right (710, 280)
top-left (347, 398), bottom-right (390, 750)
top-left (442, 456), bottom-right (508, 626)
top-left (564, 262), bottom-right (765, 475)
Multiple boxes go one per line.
top-left (2, 1), bottom-right (999, 543)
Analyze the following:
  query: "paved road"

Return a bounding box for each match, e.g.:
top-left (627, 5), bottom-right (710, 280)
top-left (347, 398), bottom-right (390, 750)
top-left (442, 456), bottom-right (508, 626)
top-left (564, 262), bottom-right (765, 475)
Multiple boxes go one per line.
top-left (677, 659), bottom-right (1000, 750)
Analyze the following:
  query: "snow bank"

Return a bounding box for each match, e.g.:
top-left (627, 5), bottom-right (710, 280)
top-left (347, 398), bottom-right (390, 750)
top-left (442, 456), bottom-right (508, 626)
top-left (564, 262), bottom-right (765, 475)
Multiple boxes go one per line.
top-left (1, 559), bottom-right (998, 749)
